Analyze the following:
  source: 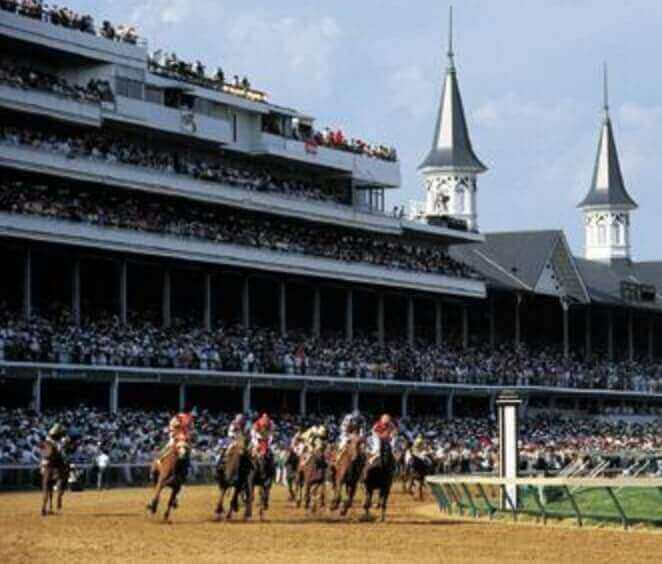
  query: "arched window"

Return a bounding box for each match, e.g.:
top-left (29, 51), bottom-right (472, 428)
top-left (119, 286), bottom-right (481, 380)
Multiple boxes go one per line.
top-left (456, 188), bottom-right (465, 213)
top-left (597, 224), bottom-right (607, 245)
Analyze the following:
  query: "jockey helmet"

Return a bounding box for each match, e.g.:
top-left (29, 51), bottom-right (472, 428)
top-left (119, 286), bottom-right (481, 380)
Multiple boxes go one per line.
top-left (234, 413), bottom-right (245, 424)
top-left (48, 423), bottom-right (65, 438)
top-left (380, 414), bottom-right (392, 424)
top-left (414, 435), bottom-right (425, 446)
top-left (318, 426), bottom-right (328, 438)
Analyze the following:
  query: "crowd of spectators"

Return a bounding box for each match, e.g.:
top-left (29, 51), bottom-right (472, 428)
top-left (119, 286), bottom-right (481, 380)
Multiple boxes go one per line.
top-left (1, 408), bottom-right (660, 475)
top-left (310, 128), bottom-right (397, 162)
top-left (1, 307), bottom-right (660, 393)
top-left (148, 51), bottom-right (252, 94)
top-left (0, 125), bottom-right (346, 205)
top-left (0, 59), bottom-right (114, 102)
top-left (0, 178), bottom-right (477, 279)
top-left (0, 0), bottom-right (138, 44)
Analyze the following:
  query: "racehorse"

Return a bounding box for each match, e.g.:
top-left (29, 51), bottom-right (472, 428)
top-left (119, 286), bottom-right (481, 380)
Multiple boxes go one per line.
top-left (330, 436), bottom-right (365, 515)
top-left (215, 443), bottom-right (253, 521)
top-left (249, 449), bottom-right (276, 520)
top-left (147, 442), bottom-right (190, 522)
top-left (362, 438), bottom-right (396, 522)
top-left (40, 440), bottom-right (70, 517)
top-left (405, 454), bottom-right (435, 500)
top-left (296, 450), bottom-right (327, 513)
top-left (284, 448), bottom-right (300, 501)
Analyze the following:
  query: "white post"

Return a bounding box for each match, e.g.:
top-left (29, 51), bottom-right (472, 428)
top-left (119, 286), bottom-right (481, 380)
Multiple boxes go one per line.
top-left (497, 391), bottom-right (522, 510)
top-left (162, 270), bottom-right (172, 328)
top-left (312, 287), bottom-right (321, 337)
top-left (23, 248), bottom-right (32, 320)
top-left (346, 289), bottom-right (354, 342)
top-left (204, 273), bottom-right (212, 330)
top-left (71, 259), bottom-right (81, 326)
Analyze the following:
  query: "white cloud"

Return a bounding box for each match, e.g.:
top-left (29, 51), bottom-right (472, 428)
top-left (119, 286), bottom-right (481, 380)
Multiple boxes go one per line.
top-left (387, 65), bottom-right (436, 120)
top-left (472, 94), bottom-right (581, 129)
top-left (129, 0), bottom-right (199, 32)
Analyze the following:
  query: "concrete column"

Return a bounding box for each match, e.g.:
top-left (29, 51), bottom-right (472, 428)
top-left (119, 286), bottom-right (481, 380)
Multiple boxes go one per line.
top-left (71, 259), bottom-right (81, 326)
top-left (435, 299), bottom-right (443, 346)
top-left (520, 396), bottom-right (529, 420)
top-left (607, 310), bottom-right (614, 361)
top-left (351, 390), bottom-right (359, 412)
top-left (561, 299), bottom-right (569, 359)
top-left (162, 270), bottom-right (172, 328)
top-left (109, 375), bottom-right (119, 414)
top-left (242, 383), bottom-right (251, 413)
top-left (489, 392), bottom-right (497, 419)
top-left (648, 315), bottom-right (655, 362)
top-left (279, 281), bottom-right (287, 337)
top-left (628, 309), bottom-right (634, 362)
top-left (203, 273), bottom-right (212, 330)
top-left (242, 277), bottom-right (250, 329)
top-left (445, 392), bottom-right (454, 421)
top-left (118, 260), bottom-right (128, 324)
top-left (32, 372), bottom-right (42, 414)
top-left (299, 387), bottom-right (307, 417)
top-left (401, 391), bottom-right (409, 418)
top-left (489, 297), bottom-right (496, 350)
top-left (23, 248), bottom-right (32, 320)
top-left (514, 293), bottom-right (522, 347)
top-left (462, 305), bottom-right (469, 350)
top-left (312, 286), bottom-right (321, 337)
top-left (345, 289), bottom-right (354, 342)
top-left (377, 293), bottom-right (385, 345)
top-left (178, 383), bottom-right (187, 412)
top-left (585, 307), bottom-right (592, 361)
top-left (407, 296), bottom-right (415, 346)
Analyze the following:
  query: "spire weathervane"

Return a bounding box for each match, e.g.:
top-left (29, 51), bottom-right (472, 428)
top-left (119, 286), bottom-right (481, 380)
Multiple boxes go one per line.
top-left (447, 5), bottom-right (455, 69)
top-left (603, 62), bottom-right (609, 117)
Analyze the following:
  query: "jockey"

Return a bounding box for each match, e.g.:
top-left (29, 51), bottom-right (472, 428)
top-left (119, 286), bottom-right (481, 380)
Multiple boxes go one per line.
top-left (290, 428), bottom-right (306, 457)
top-left (369, 414), bottom-right (398, 456)
top-left (409, 434), bottom-right (431, 464)
top-left (227, 413), bottom-right (249, 451)
top-left (162, 411), bottom-right (194, 459)
top-left (251, 413), bottom-right (275, 457)
top-left (301, 423), bottom-right (328, 456)
top-left (44, 423), bottom-right (66, 455)
top-left (338, 410), bottom-right (364, 453)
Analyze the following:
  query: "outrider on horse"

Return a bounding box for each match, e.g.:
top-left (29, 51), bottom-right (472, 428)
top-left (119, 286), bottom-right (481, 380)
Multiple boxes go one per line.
top-left (40, 423), bottom-right (72, 517)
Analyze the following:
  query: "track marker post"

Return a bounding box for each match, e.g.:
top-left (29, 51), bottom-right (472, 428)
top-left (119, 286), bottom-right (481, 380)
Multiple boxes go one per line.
top-left (497, 390), bottom-right (522, 511)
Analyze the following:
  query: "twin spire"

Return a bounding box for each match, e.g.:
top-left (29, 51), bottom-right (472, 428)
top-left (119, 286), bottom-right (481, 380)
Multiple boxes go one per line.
top-left (419, 6), bottom-right (486, 172)
top-left (578, 63), bottom-right (637, 209)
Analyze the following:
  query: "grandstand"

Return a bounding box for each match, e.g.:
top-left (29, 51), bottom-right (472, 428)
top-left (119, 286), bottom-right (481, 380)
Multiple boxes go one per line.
top-left (0, 0), bottom-right (661, 428)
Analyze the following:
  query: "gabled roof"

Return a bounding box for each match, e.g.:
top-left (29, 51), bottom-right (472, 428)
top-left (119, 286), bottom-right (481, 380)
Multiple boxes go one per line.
top-left (419, 9), bottom-right (486, 173)
top-left (451, 230), bottom-right (590, 303)
top-left (578, 66), bottom-right (637, 209)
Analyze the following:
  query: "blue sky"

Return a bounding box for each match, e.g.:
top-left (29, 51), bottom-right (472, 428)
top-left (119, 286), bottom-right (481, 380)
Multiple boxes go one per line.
top-left (79, 0), bottom-right (661, 259)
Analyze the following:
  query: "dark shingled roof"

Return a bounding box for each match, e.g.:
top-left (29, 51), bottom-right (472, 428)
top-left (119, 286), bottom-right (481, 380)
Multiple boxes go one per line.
top-left (419, 61), bottom-right (486, 172)
top-left (578, 115), bottom-right (637, 209)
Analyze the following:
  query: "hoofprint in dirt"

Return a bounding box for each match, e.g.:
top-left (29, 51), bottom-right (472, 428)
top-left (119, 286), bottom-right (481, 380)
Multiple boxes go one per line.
top-left (0, 485), bottom-right (659, 564)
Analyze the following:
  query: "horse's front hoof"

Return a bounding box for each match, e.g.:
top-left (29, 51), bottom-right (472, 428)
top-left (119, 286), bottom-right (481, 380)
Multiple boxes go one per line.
top-left (41, 509), bottom-right (48, 517)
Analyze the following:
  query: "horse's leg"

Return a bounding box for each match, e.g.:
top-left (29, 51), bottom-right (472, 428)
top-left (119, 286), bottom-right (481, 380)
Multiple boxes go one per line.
top-left (244, 480), bottom-right (254, 521)
top-left (214, 486), bottom-right (226, 519)
top-left (363, 486), bottom-right (373, 520)
top-left (164, 485), bottom-right (178, 522)
top-left (148, 479), bottom-right (164, 515)
top-left (56, 479), bottom-right (65, 512)
top-left (319, 479), bottom-right (326, 510)
top-left (341, 481), bottom-right (357, 516)
top-left (296, 473), bottom-right (303, 508)
top-left (418, 478), bottom-right (424, 501)
top-left (41, 473), bottom-right (50, 517)
top-left (381, 484), bottom-right (392, 522)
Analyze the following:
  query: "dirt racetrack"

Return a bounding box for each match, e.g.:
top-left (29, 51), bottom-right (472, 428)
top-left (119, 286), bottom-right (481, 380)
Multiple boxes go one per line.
top-left (1, 485), bottom-right (660, 564)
